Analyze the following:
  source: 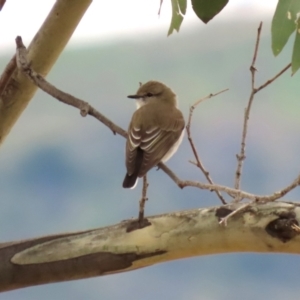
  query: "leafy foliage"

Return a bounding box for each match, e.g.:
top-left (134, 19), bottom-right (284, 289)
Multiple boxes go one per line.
top-left (292, 17), bottom-right (300, 74)
top-left (191, 0), bottom-right (228, 24)
top-left (271, 0), bottom-right (300, 74)
top-left (167, 0), bottom-right (228, 34)
top-left (168, 0), bottom-right (187, 35)
top-left (166, 0), bottom-right (300, 74)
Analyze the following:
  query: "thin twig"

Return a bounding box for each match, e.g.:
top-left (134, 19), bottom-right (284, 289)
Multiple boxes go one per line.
top-left (255, 63), bottom-right (291, 93)
top-left (291, 224), bottom-right (300, 233)
top-left (234, 22), bottom-right (262, 193)
top-left (158, 0), bottom-right (163, 16)
top-left (250, 22), bottom-right (262, 90)
top-left (159, 163), bottom-right (300, 203)
top-left (138, 175), bottom-right (148, 225)
top-left (0, 55), bottom-right (16, 98)
top-left (15, 36), bottom-right (127, 138)
top-left (234, 22), bottom-right (292, 196)
top-left (219, 203), bottom-right (251, 226)
top-left (186, 89), bottom-right (229, 205)
top-left (15, 36), bottom-right (300, 206)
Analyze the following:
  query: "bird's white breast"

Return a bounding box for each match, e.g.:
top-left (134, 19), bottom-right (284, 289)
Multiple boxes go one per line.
top-left (161, 130), bottom-right (184, 162)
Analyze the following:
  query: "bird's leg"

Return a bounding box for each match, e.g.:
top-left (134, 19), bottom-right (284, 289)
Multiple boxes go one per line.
top-left (138, 175), bottom-right (149, 226)
top-left (126, 175), bottom-right (151, 232)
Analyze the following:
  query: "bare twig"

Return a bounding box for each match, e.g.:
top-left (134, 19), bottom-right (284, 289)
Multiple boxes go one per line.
top-left (158, 0), bottom-right (163, 16)
top-left (187, 89), bottom-right (229, 113)
top-left (138, 175), bottom-right (148, 225)
top-left (159, 163), bottom-right (300, 203)
top-left (0, 55), bottom-right (16, 97)
top-left (255, 63), bottom-right (291, 93)
top-left (219, 203), bottom-right (251, 226)
top-left (15, 36), bottom-right (127, 138)
top-left (186, 89), bottom-right (229, 205)
top-left (15, 36), bottom-right (300, 205)
top-left (250, 22), bottom-right (262, 90)
top-left (234, 22), bottom-right (291, 197)
top-left (266, 175), bottom-right (300, 201)
top-left (291, 223), bottom-right (300, 233)
top-left (234, 22), bottom-right (263, 193)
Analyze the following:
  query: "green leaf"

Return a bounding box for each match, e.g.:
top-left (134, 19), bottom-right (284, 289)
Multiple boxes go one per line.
top-left (168, 0), bottom-right (186, 36)
top-left (191, 0), bottom-right (229, 24)
top-left (178, 0), bottom-right (187, 15)
top-left (292, 16), bottom-right (300, 75)
top-left (271, 0), bottom-right (300, 56)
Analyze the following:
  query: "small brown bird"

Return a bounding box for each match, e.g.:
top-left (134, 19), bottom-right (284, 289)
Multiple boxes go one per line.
top-left (123, 81), bottom-right (185, 188)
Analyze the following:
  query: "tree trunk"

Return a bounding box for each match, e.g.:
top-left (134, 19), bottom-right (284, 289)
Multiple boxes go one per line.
top-left (0, 0), bottom-right (92, 144)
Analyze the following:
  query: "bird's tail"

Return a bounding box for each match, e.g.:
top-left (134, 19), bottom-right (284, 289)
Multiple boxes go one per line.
top-left (122, 148), bottom-right (143, 189)
top-left (122, 173), bottom-right (138, 189)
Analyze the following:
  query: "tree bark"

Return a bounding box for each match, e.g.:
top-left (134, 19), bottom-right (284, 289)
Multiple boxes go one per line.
top-left (0, 201), bottom-right (299, 292)
top-left (0, 0), bottom-right (92, 145)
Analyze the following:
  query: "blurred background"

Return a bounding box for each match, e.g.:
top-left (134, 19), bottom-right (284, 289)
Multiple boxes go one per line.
top-left (1, 0), bottom-right (300, 299)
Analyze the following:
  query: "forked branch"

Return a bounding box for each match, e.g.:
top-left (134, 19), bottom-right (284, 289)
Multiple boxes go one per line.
top-left (234, 22), bottom-right (291, 194)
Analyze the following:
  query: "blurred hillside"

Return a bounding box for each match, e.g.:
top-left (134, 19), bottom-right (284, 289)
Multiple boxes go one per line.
top-left (0, 18), bottom-right (300, 300)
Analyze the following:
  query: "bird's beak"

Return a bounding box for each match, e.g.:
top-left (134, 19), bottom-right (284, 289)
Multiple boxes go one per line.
top-left (127, 94), bottom-right (141, 99)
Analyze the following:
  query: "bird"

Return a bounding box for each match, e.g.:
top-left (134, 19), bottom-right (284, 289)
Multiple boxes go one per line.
top-left (123, 80), bottom-right (185, 188)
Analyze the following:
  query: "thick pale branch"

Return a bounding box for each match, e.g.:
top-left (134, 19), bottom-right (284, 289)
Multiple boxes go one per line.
top-left (0, 55), bottom-right (16, 98)
top-left (0, 0), bottom-right (92, 145)
top-left (0, 201), bottom-right (300, 291)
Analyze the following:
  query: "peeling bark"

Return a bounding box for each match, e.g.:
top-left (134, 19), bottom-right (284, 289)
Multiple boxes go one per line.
top-left (0, 201), bottom-right (300, 292)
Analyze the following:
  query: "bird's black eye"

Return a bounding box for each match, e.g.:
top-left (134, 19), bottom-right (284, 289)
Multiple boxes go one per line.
top-left (146, 92), bottom-right (153, 97)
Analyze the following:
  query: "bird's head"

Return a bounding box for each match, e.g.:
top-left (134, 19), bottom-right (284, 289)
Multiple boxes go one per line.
top-left (127, 80), bottom-right (177, 109)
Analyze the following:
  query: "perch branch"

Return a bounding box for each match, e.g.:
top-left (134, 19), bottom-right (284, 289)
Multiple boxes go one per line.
top-left (1, 201), bottom-right (300, 291)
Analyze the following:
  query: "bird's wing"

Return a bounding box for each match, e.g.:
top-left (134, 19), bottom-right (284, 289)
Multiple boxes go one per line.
top-left (125, 108), bottom-right (185, 177)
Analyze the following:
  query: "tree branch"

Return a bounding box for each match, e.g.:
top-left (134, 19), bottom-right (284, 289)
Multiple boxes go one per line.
top-left (1, 201), bottom-right (300, 291)
top-left (15, 36), bottom-right (127, 137)
top-left (0, 0), bottom-right (92, 145)
top-left (234, 22), bottom-right (291, 195)
top-left (234, 22), bottom-right (262, 192)
top-left (255, 63), bottom-right (291, 93)
top-left (159, 163), bottom-right (300, 202)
